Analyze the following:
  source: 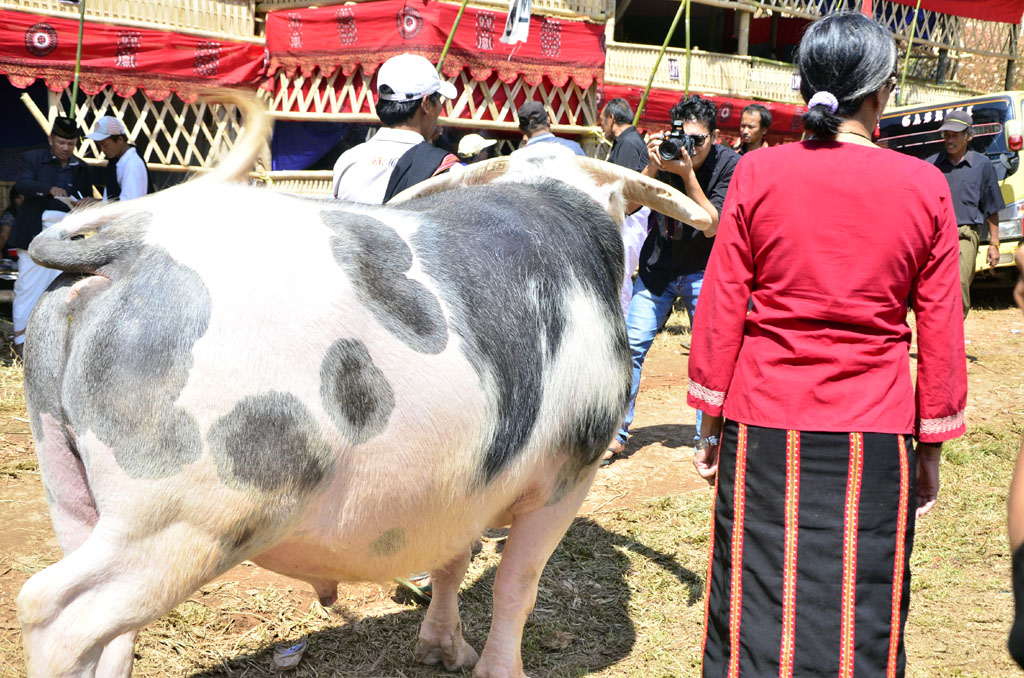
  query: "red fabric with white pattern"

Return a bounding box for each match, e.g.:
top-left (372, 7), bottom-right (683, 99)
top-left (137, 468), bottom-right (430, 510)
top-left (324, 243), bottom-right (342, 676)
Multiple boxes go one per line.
top-left (264, 0), bottom-right (605, 89)
top-left (0, 9), bottom-right (265, 101)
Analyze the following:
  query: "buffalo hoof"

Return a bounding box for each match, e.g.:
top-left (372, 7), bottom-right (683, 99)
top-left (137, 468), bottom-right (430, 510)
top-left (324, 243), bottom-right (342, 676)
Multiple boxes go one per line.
top-left (413, 627), bottom-right (479, 671)
top-left (471, 663), bottom-right (529, 678)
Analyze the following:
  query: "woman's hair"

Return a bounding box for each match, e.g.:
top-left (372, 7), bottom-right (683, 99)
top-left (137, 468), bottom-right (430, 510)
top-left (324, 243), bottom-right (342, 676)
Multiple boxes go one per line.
top-left (796, 12), bottom-right (897, 138)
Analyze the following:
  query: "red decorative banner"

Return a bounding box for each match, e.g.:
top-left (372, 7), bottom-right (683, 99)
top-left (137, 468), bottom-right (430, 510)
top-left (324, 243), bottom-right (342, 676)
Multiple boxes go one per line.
top-left (0, 9), bottom-right (266, 101)
top-left (600, 85), bottom-right (808, 146)
top-left (886, 0), bottom-right (1023, 24)
top-left (265, 0), bottom-right (606, 89)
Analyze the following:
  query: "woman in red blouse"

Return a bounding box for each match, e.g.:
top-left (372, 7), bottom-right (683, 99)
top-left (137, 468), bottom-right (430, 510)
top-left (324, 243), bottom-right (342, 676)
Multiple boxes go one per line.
top-left (687, 12), bottom-right (967, 677)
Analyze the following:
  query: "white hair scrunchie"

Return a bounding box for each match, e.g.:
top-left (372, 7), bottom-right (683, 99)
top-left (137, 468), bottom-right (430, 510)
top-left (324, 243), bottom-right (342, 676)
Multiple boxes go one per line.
top-left (808, 91), bottom-right (839, 113)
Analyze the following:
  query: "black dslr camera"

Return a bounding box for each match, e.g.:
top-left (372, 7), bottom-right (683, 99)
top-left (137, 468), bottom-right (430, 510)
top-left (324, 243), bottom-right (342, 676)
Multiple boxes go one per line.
top-left (658, 120), bottom-right (697, 161)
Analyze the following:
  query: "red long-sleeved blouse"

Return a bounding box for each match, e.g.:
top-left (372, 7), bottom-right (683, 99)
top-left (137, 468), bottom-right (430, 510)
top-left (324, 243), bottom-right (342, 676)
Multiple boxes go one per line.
top-left (686, 141), bottom-right (967, 443)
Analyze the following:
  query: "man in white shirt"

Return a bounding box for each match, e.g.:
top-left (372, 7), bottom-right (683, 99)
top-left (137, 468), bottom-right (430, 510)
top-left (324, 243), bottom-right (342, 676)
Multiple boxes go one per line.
top-left (332, 53), bottom-right (457, 204)
top-left (87, 116), bottom-right (149, 201)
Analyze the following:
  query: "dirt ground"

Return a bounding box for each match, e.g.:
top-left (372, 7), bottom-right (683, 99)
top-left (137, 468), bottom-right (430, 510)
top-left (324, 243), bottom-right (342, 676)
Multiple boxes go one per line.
top-left (1, 293), bottom-right (1022, 677)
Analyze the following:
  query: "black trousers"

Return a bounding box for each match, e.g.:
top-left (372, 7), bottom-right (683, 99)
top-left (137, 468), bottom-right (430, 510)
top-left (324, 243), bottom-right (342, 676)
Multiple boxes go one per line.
top-left (702, 422), bottom-right (917, 678)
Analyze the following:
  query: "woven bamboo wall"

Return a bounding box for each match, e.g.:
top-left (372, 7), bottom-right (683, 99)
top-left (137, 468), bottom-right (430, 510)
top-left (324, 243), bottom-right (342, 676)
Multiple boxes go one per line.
top-left (1, 0), bottom-right (258, 39)
top-left (270, 67), bottom-right (599, 132)
top-left (43, 87), bottom-right (270, 173)
top-left (605, 42), bottom-right (979, 107)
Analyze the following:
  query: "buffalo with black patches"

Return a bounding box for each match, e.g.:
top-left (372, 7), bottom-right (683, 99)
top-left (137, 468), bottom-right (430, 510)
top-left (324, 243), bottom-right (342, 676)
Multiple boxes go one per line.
top-left (16, 93), bottom-right (710, 678)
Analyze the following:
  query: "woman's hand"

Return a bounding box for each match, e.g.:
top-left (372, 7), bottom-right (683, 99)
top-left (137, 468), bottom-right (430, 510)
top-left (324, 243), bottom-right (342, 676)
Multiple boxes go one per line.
top-left (694, 414), bottom-right (724, 485)
top-left (915, 442), bottom-right (942, 517)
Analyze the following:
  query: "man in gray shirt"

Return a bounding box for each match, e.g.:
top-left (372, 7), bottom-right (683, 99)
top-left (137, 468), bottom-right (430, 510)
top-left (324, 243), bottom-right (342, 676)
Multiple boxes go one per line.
top-left (929, 110), bottom-right (1004, 319)
top-left (518, 101), bottom-right (585, 156)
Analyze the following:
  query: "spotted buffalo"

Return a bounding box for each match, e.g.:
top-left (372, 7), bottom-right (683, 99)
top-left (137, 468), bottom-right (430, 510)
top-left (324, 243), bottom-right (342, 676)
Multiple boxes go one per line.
top-left (16, 93), bottom-right (708, 678)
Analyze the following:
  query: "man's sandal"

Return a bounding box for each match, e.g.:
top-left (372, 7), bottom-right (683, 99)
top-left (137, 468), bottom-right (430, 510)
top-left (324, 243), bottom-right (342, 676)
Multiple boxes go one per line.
top-left (601, 439), bottom-right (626, 467)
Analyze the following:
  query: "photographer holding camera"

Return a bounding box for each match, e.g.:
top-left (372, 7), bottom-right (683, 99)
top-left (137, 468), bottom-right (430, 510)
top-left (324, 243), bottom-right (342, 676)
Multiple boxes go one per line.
top-left (604, 94), bottom-right (738, 465)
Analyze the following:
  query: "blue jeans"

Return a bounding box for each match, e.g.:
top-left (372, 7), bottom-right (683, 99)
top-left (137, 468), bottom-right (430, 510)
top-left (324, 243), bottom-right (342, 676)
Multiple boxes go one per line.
top-left (616, 272), bottom-right (703, 443)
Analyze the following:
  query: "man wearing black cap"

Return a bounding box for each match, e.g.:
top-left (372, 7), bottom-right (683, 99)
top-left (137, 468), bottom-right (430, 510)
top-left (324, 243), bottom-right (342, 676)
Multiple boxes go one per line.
top-left (11, 116), bottom-right (95, 358)
top-left (518, 101), bottom-right (585, 155)
top-left (929, 110), bottom-right (1004, 319)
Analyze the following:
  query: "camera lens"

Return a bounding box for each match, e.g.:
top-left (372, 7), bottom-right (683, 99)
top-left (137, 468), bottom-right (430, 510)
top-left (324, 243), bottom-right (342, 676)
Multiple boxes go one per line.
top-left (659, 138), bottom-right (683, 161)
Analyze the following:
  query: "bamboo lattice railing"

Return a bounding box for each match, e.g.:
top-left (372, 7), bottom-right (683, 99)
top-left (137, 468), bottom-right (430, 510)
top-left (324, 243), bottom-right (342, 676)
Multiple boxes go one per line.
top-left (605, 43), bottom-right (802, 103)
top-left (269, 67), bottom-right (599, 132)
top-left (43, 87), bottom-right (269, 173)
top-left (0, 0), bottom-right (259, 40)
top-left (605, 42), bottom-right (978, 107)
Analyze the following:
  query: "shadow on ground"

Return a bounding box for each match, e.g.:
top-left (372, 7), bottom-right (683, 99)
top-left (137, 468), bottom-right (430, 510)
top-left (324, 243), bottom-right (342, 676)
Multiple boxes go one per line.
top-left (188, 517), bottom-right (703, 678)
top-left (626, 424), bottom-right (697, 454)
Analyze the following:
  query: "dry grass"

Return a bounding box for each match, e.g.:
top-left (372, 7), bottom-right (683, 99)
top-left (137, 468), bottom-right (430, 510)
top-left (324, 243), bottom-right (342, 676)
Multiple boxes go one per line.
top-left (0, 360), bottom-right (35, 478)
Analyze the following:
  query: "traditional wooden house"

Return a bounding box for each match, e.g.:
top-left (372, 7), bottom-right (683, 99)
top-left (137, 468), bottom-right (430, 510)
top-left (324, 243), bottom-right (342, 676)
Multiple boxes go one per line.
top-left (0, 0), bottom-right (1021, 200)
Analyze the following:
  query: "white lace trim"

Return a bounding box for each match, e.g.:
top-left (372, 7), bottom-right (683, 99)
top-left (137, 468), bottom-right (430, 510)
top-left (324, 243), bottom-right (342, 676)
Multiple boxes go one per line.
top-left (688, 381), bottom-right (726, 407)
top-left (919, 410), bottom-right (965, 436)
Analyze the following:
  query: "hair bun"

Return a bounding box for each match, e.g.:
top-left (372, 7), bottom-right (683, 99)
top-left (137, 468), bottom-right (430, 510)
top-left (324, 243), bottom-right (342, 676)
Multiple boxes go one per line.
top-left (807, 91), bottom-right (839, 113)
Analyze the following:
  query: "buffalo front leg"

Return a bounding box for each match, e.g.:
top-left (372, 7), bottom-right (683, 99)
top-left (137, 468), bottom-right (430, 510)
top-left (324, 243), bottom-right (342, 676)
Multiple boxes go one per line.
top-left (414, 547), bottom-right (479, 671)
top-left (473, 466), bottom-right (598, 678)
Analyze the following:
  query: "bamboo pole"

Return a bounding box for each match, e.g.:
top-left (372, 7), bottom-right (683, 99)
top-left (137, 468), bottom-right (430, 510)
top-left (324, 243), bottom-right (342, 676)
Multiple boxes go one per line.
top-left (684, 0), bottom-right (691, 95)
top-left (20, 93), bottom-right (51, 134)
top-left (437, 0), bottom-right (471, 73)
top-left (897, 0), bottom-right (923, 106)
top-left (632, 0), bottom-right (688, 127)
top-left (70, 0), bottom-right (87, 117)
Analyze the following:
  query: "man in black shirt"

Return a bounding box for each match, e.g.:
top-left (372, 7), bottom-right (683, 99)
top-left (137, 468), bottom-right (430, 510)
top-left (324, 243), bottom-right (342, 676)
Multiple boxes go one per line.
top-left (12, 116), bottom-right (96, 358)
top-left (602, 98), bottom-right (648, 172)
top-left (600, 97), bottom-right (651, 318)
top-left (606, 95), bottom-right (739, 463)
top-left (928, 110), bottom-right (1004, 319)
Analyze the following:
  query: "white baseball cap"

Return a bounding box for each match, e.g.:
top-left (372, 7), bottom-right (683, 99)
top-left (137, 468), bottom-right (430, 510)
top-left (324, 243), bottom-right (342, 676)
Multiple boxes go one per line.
top-left (86, 116), bottom-right (126, 141)
top-left (458, 133), bottom-right (497, 157)
top-left (377, 53), bottom-right (457, 102)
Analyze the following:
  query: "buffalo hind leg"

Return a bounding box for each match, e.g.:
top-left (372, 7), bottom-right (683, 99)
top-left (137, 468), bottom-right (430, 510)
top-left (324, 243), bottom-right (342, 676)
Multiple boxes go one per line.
top-left (473, 466), bottom-right (598, 678)
top-left (18, 523), bottom-right (228, 678)
top-left (414, 547), bottom-right (479, 670)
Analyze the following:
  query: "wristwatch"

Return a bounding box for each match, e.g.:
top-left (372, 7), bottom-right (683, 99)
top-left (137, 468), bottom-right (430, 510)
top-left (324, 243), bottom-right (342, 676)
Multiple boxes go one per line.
top-left (695, 435), bottom-right (720, 451)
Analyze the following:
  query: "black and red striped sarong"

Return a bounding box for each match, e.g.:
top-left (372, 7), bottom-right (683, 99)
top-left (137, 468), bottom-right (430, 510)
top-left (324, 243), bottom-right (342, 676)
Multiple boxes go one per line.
top-left (702, 421), bottom-right (916, 678)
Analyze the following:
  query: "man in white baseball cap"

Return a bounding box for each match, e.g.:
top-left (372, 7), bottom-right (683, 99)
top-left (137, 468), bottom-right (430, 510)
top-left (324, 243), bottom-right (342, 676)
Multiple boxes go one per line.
top-left (375, 52), bottom-right (457, 102)
top-left (333, 53), bottom-right (459, 204)
top-left (87, 115), bottom-right (149, 201)
top-left (457, 133), bottom-right (497, 163)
